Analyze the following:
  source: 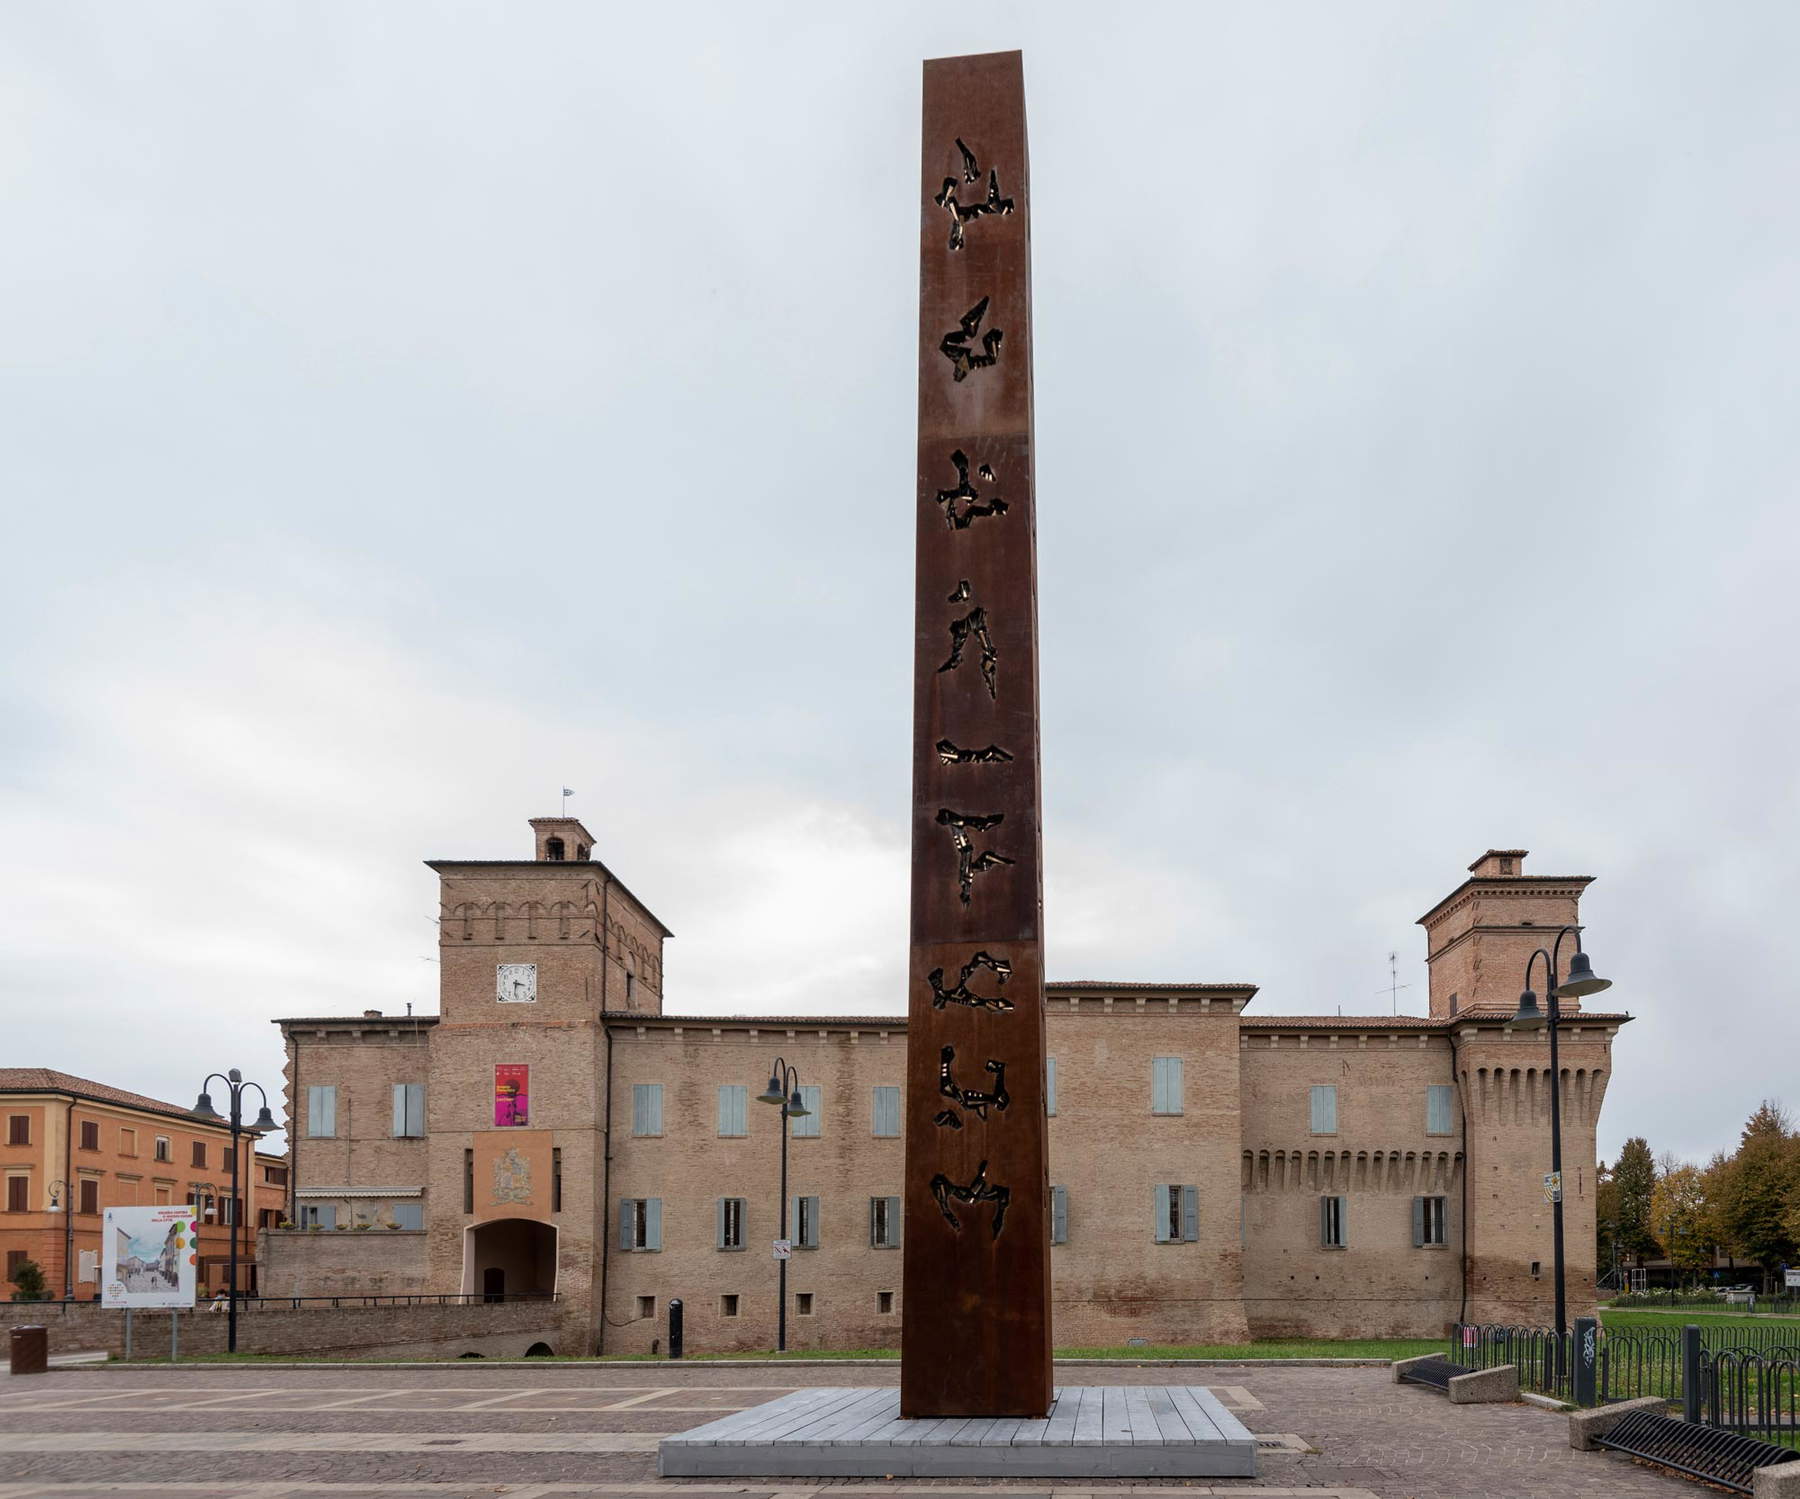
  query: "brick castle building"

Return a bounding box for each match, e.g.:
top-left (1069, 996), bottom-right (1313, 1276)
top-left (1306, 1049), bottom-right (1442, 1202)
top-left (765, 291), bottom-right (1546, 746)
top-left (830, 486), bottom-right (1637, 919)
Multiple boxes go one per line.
top-left (265, 818), bottom-right (1629, 1355)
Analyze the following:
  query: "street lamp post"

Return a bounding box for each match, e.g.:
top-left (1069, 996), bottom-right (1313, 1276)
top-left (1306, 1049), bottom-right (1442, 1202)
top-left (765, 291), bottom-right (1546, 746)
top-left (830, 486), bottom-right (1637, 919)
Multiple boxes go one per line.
top-left (1510, 927), bottom-right (1613, 1347)
top-left (191, 1069), bottom-right (276, 1354)
top-left (754, 1058), bottom-right (810, 1354)
top-left (45, 1180), bottom-right (70, 1299)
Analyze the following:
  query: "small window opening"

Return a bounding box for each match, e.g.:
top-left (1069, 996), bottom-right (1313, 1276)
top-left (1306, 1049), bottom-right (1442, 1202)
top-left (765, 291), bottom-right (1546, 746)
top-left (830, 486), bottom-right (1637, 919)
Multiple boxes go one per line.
top-left (636, 1294), bottom-right (656, 1319)
top-left (545, 837), bottom-right (565, 861)
top-left (721, 1294), bottom-right (740, 1317)
top-left (1530, 1261), bottom-right (1542, 1278)
top-left (796, 1292), bottom-right (815, 1316)
top-left (877, 1290), bottom-right (895, 1314)
top-left (576, 843), bottom-right (590, 861)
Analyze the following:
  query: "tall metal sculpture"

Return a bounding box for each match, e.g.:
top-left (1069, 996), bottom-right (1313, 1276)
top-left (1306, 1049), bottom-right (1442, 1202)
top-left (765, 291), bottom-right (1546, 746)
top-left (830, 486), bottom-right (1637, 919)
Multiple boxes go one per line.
top-left (901, 49), bottom-right (1052, 1420)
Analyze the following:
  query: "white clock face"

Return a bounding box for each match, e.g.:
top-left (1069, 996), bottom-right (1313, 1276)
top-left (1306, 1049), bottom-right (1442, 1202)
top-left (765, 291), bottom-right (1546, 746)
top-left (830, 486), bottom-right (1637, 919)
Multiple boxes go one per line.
top-left (496, 963), bottom-right (537, 1004)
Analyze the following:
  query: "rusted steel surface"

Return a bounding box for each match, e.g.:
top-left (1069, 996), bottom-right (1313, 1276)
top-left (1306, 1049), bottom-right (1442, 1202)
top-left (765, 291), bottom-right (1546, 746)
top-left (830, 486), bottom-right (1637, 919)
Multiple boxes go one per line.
top-left (901, 49), bottom-right (1052, 1421)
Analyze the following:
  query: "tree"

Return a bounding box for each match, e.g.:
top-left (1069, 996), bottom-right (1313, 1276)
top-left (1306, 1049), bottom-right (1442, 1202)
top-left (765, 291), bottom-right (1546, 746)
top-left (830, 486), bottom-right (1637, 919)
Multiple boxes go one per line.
top-left (1712, 1100), bottom-right (1800, 1281)
top-left (1613, 1136), bottom-right (1661, 1267)
top-left (1595, 1160), bottom-right (1621, 1278)
top-left (8, 1257), bottom-right (48, 1302)
top-left (1650, 1164), bottom-right (1715, 1276)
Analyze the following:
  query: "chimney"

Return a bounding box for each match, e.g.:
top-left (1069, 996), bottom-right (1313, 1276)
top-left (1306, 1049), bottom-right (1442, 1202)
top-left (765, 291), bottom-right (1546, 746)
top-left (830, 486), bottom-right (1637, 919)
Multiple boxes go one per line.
top-left (1467, 849), bottom-right (1527, 879)
top-left (362, 1009), bottom-right (381, 1019)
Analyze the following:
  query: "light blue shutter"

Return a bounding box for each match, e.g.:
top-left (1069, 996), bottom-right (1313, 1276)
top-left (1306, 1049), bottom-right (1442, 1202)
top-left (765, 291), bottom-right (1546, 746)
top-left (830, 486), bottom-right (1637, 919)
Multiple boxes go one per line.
top-left (872, 1087), bottom-right (900, 1137)
top-left (1153, 1184), bottom-right (1172, 1242)
top-left (307, 1086), bottom-right (335, 1137)
top-left (718, 1085), bottom-right (746, 1136)
top-left (619, 1199), bottom-right (636, 1250)
top-left (792, 1194), bottom-right (819, 1247)
top-left (392, 1084), bottom-right (407, 1137)
top-left (392, 1201), bottom-right (423, 1230)
top-left (1310, 1085), bottom-right (1338, 1134)
top-left (1050, 1185), bottom-right (1068, 1244)
top-left (1412, 1196), bottom-right (1426, 1248)
top-left (1152, 1058), bottom-right (1183, 1114)
top-left (791, 1085), bottom-right (822, 1137)
top-left (643, 1197), bottom-right (662, 1250)
top-left (1319, 1196), bottom-right (1332, 1246)
top-left (1426, 1085), bottom-right (1454, 1136)
top-left (886, 1195), bottom-right (901, 1246)
top-left (1180, 1184), bottom-right (1199, 1242)
top-left (316, 1204), bottom-right (336, 1230)
top-left (633, 1084), bottom-right (663, 1136)
top-left (716, 1197), bottom-right (728, 1248)
top-left (392, 1084), bottom-right (422, 1136)
top-left (1045, 1057), bottom-right (1057, 1117)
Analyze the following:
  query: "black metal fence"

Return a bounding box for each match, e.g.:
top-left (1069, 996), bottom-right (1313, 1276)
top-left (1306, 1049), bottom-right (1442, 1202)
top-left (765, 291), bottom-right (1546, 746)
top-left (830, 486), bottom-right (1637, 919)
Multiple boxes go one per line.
top-left (1452, 1321), bottom-right (1800, 1452)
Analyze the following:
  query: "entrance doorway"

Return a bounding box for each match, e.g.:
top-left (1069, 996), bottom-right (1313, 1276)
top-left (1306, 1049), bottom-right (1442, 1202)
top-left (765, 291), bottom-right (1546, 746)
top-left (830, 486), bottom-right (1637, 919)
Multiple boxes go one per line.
top-left (465, 1219), bottom-right (557, 1300)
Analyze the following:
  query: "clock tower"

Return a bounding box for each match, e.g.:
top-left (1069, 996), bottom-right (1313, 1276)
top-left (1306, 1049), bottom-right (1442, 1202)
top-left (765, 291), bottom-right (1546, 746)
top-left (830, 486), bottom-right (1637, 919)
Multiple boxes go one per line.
top-left (421, 817), bottom-right (672, 1346)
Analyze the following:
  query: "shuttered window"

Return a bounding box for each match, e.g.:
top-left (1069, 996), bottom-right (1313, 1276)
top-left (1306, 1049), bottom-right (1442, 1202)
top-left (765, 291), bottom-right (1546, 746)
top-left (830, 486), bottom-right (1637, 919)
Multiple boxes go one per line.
top-left (392, 1083), bottom-right (425, 1138)
top-left (717, 1196), bottom-right (746, 1250)
top-left (1050, 1185), bottom-right (1069, 1245)
top-left (1045, 1057), bottom-right (1057, 1117)
top-left (1413, 1195), bottom-right (1448, 1247)
top-left (1426, 1084), bottom-right (1455, 1136)
top-left (632, 1084), bottom-right (663, 1137)
top-left (1150, 1057), bottom-right (1183, 1115)
top-left (619, 1197), bottom-right (663, 1251)
top-left (792, 1194), bottom-right (821, 1248)
top-left (871, 1087), bottom-right (901, 1138)
top-left (869, 1195), bottom-right (901, 1248)
top-left (1309, 1084), bottom-right (1338, 1135)
top-left (1319, 1194), bottom-right (1348, 1248)
top-left (790, 1085), bottom-right (822, 1138)
top-left (717, 1085), bottom-right (747, 1137)
top-left (391, 1201), bottom-right (424, 1231)
top-left (306, 1086), bottom-right (336, 1138)
top-left (78, 1179), bottom-right (99, 1215)
top-left (298, 1203), bottom-right (336, 1229)
top-left (1153, 1184), bottom-right (1198, 1242)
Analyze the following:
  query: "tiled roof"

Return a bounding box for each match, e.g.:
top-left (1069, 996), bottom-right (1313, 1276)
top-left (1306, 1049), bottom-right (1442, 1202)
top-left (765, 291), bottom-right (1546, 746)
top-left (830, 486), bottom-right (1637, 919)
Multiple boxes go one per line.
top-left (272, 1015), bottom-right (440, 1026)
top-left (1240, 1011), bottom-right (1632, 1030)
top-left (0, 1068), bottom-right (226, 1127)
top-left (1049, 980), bottom-right (1258, 991)
top-left (602, 1012), bottom-right (908, 1027)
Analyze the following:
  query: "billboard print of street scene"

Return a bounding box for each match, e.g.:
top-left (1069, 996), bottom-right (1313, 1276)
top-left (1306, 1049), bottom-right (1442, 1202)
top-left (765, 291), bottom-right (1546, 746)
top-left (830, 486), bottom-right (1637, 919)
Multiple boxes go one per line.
top-left (113, 1220), bottom-right (183, 1293)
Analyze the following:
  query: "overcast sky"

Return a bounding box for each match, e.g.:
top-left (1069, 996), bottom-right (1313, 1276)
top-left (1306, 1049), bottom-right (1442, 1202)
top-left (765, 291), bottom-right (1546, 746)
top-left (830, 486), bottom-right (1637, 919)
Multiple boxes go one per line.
top-left (4, 3), bottom-right (1795, 1166)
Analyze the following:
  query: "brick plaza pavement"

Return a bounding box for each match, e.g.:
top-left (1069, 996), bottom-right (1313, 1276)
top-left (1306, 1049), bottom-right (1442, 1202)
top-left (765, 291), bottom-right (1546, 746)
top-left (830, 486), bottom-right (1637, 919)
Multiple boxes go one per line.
top-left (0, 1361), bottom-right (1699, 1499)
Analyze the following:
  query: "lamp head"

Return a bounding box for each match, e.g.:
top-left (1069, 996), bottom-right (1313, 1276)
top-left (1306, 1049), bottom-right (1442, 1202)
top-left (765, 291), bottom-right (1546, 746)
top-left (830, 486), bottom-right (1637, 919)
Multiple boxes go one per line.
top-left (756, 1073), bottom-right (786, 1107)
top-left (1558, 949), bottom-right (1613, 999)
top-left (250, 1105), bottom-right (277, 1133)
top-left (192, 1091), bottom-right (223, 1121)
top-left (1511, 988), bottom-right (1546, 1030)
top-left (785, 1087), bottom-right (810, 1118)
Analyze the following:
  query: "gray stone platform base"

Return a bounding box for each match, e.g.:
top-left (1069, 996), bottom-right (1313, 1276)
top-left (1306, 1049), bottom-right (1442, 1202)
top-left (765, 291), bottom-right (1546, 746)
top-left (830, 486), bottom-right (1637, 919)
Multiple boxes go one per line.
top-left (657, 1385), bottom-right (1258, 1478)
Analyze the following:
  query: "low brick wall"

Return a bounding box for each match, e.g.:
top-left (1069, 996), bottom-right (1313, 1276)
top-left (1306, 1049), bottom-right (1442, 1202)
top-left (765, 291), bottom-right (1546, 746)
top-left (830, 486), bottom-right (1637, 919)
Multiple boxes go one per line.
top-left (0, 1298), bottom-right (572, 1361)
top-left (259, 1227), bottom-right (429, 1298)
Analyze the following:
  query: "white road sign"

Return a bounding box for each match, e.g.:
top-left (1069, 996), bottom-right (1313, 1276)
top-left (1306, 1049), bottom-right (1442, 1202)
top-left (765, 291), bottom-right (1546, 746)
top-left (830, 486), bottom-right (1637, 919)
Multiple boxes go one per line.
top-left (772, 1239), bottom-right (792, 1261)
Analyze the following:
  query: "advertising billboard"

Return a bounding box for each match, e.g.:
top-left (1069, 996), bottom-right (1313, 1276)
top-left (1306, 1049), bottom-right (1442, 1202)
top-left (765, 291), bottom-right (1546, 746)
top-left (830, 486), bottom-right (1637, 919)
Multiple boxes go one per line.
top-left (494, 1064), bottom-right (529, 1127)
top-left (101, 1205), bottom-right (197, 1309)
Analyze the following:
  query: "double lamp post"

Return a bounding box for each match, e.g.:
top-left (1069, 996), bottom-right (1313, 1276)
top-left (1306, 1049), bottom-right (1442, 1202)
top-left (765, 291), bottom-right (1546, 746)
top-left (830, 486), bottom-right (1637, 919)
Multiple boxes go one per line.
top-left (755, 1057), bottom-right (810, 1354)
top-left (191, 1068), bottom-right (276, 1354)
top-left (1509, 926), bottom-right (1613, 1344)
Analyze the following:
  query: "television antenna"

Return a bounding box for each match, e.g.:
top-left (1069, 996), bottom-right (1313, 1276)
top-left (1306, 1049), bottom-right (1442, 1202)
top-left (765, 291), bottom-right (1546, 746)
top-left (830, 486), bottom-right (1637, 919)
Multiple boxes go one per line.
top-left (1375, 951), bottom-right (1413, 1015)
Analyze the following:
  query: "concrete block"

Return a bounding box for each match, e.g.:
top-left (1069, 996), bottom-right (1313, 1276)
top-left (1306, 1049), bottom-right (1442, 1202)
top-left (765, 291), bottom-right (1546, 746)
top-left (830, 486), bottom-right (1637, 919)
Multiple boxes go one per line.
top-left (1447, 1363), bottom-right (1518, 1403)
top-left (1567, 1395), bottom-right (1664, 1450)
top-left (1391, 1353), bottom-right (1441, 1384)
top-left (1755, 1458), bottom-right (1800, 1498)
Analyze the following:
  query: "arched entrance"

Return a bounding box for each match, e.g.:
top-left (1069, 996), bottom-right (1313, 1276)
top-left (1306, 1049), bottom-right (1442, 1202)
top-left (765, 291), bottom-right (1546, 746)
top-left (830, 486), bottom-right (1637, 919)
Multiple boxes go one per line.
top-left (465, 1219), bottom-right (557, 1300)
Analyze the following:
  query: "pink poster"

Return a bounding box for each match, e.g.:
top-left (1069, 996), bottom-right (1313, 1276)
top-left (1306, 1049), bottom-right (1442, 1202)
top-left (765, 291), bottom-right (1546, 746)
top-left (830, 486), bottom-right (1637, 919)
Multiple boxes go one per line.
top-left (494, 1064), bottom-right (529, 1127)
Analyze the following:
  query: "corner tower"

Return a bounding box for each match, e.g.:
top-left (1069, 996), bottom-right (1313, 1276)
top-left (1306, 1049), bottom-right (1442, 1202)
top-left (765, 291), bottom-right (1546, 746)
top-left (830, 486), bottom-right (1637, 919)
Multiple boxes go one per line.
top-left (422, 817), bottom-right (672, 1352)
top-left (1419, 850), bottom-right (1594, 1019)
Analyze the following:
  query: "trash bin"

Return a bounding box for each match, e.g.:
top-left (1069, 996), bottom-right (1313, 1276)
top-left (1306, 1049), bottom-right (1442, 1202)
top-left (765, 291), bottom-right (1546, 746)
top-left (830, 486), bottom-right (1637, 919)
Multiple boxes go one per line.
top-left (9, 1325), bottom-right (48, 1375)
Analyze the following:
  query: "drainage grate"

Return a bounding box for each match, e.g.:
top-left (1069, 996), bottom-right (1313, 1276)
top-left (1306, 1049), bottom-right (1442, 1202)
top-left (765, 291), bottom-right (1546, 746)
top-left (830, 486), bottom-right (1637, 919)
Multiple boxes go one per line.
top-left (1595, 1409), bottom-right (1799, 1495)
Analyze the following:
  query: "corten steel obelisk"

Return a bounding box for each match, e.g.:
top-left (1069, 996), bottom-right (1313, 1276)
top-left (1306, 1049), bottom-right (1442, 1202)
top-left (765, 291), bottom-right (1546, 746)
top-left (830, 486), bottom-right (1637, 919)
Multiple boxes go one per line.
top-left (901, 50), bottom-right (1052, 1421)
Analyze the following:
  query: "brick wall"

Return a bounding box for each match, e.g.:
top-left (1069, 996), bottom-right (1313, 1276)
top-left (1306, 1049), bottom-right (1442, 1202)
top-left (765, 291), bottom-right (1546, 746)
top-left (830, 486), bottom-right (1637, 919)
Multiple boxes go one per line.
top-left (259, 1227), bottom-right (428, 1297)
top-left (0, 1297), bottom-right (572, 1361)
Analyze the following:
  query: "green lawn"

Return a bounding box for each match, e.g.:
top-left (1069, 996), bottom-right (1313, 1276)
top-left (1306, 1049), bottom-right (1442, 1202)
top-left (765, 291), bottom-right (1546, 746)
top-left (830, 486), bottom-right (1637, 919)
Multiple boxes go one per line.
top-left (1601, 1307), bottom-right (1800, 1333)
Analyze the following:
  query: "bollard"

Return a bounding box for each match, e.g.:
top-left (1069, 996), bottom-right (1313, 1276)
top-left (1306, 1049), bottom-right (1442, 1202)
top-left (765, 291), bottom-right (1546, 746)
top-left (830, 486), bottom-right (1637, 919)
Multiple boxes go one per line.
top-left (1681, 1323), bottom-right (1702, 1424)
top-left (9, 1326), bottom-right (48, 1376)
top-left (668, 1297), bottom-right (684, 1360)
top-left (1573, 1317), bottom-right (1598, 1406)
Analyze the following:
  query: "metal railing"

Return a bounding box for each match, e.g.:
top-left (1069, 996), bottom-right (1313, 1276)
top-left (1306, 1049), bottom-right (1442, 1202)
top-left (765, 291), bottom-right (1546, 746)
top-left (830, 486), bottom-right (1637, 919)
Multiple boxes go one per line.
top-left (1454, 1321), bottom-right (1800, 1452)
